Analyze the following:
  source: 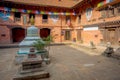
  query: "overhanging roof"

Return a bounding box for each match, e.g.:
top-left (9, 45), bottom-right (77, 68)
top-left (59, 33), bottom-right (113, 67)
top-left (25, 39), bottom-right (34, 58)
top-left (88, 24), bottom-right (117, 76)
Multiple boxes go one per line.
top-left (3, 0), bottom-right (83, 8)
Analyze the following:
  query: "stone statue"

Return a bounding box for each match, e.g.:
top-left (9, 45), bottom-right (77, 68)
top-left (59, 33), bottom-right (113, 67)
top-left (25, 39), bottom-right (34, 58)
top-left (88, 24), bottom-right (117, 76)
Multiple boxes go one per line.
top-left (30, 16), bottom-right (35, 25)
top-left (90, 41), bottom-right (96, 49)
top-left (102, 42), bottom-right (114, 57)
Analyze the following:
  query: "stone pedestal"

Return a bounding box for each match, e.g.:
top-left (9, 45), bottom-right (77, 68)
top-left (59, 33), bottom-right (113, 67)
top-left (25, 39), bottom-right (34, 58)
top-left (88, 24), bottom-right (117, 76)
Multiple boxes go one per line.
top-left (13, 71), bottom-right (49, 80)
top-left (13, 56), bottom-right (50, 80)
top-left (14, 18), bottom-right (50, 80)
top-left (22, 59), bottom-right (42, 70)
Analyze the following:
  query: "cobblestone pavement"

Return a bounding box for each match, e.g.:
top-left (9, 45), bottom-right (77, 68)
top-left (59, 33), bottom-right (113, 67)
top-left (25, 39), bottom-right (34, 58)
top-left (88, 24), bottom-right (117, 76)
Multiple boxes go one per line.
top-left (0, 45), bottom-right (120, 80)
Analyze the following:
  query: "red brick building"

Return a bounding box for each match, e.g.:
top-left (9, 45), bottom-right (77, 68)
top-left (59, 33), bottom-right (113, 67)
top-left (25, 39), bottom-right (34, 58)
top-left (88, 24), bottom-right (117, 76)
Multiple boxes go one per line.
top-left (0, 0), bottom-right (120, 45)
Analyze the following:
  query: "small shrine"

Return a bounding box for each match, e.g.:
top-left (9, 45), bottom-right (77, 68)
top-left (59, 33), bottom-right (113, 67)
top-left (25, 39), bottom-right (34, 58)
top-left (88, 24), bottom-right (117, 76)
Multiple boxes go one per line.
top-left (18, 16), bottom-right (45, 54)
top-left (14, 47), bottom-right (50, 80)
top-left (14, 17), bottom-right (50, 80)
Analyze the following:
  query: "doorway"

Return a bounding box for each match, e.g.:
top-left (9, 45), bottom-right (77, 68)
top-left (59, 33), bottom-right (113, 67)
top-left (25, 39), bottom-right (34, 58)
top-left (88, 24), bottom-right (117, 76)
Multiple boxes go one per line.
top-left (40, 28), bottom-right (51, 38)
top-left (77, 29), bottom-right (81, 41)
top-left (108, 28), bottom-right (116, 44)
top-left (12, 28), bottom-right (25, 43)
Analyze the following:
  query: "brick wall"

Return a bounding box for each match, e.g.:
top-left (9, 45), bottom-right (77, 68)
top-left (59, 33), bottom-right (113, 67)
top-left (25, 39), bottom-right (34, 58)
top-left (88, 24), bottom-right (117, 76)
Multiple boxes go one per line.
top-left (0, 0), bottom-right (120, 44)
top-left (76, 0), bottom-right (120, 45)
top-left (81, 30), bottom-right (103, 45)
top-left (0, 12), bottom-right (78, 43)
top-left (0, 26), bottom-right (11, 44)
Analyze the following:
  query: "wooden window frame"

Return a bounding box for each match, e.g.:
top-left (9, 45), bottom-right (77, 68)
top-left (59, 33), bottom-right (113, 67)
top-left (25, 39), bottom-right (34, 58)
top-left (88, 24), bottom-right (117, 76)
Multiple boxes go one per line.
top-left (42, 14), bottom-right (48, 24)
top-left (14, 12), bottom-right (21, 22)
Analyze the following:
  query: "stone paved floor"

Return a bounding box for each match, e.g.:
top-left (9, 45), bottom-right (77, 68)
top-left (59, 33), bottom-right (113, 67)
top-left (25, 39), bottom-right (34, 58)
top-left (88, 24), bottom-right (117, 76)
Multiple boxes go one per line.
top-left (0, 45), bottom-right (120, 80)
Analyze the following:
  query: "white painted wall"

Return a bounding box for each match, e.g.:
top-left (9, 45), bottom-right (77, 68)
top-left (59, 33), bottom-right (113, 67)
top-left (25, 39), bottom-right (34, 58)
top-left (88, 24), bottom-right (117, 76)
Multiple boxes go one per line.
top-left (83, 26), bottom-right (98, 31)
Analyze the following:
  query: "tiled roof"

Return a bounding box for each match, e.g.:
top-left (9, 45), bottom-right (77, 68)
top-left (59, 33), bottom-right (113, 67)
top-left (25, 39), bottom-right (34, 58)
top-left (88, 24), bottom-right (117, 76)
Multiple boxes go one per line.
top-left (4, 0), bottom-right (83, 8)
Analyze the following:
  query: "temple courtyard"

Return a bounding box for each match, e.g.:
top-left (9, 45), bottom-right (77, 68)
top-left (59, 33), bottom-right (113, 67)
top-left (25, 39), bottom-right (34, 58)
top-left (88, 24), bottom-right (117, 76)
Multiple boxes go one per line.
top-left (0, 45), bottom-right (120, 80)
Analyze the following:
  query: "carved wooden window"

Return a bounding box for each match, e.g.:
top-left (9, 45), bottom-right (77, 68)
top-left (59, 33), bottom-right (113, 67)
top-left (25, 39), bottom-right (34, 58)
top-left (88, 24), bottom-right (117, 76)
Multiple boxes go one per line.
top-left (114, 7), bottom-right (118, 16)
top-left (42, 14), bottom-right (48, 23)
top-left (101, 9), bottom-right (107, 18)
top-left (117, 7), bottom-right (120, 15)
top-left (14, 12), bottom-right (21, 22)
top-left (114, 3), bottom-right (120, 16)
top-left (66, 16), bottom-right (71, 24)
top-left (108, 8), bottom-right (114, 17)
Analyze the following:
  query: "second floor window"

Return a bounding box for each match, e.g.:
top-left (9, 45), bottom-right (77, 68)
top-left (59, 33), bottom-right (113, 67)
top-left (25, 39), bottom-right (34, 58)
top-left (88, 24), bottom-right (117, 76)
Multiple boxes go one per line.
top-left (101, 5), bottom-right (120, 18)
top-left (78, 15), bottom-right (81, 23)
top-left (28, 14), bottom-right (35, 24)
top-left (101, 9), bottom-right (107, 18)
top-left (14, 12), bottom-right (21, 22)
top-left (23, 15), bottom-right (27, 25)
top-left (42, 14), bottom-right (48, 23)
top-left (66, 16), bottom-right (71, 25)
top-left (114, 3), bottom-right (120, 15)
top-left (108, 8), bottom-right (114, 17)
top-left (118, 7), bottom-right (120, 14)
top-left (117, 7), bottom-right (120, 15)
top-left (29, 14), bottom-right (35, 19)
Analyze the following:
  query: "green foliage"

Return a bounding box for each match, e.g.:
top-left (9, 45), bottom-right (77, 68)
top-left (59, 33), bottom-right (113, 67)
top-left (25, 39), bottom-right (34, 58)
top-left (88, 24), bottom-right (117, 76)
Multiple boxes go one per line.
top-left (43, 35), bottom-right (53, 46)
top-left (33, 36), bottom-right (52, 51)
top-left (33, 36), bottom-right (52, 52)
top-left (33, 40), bottom-right (45, 51)
top-left (43, 35), bottom-right (52, 41)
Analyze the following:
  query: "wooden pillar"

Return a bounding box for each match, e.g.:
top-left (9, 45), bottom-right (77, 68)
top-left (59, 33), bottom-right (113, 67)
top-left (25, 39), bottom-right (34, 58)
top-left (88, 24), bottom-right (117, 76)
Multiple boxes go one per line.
top-left (117, 26), bottom-right (119, 40)
top-left (104, 28), bottom-right (108, 43)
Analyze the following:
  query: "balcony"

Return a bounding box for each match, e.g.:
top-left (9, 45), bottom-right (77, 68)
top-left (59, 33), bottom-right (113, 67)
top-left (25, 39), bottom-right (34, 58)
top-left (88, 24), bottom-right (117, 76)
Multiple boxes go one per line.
top-left (96, 0), bottom-right (120, 11)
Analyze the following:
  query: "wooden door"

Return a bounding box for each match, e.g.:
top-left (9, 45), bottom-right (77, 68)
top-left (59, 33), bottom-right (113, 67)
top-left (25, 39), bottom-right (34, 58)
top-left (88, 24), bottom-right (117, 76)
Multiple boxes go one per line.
top-left (40, 28), bottom-right (50, 38)
top-left (77, 29), bottom-right (81, 41)
top-left (65, 30), bottom-right (71, 40)
top-left (108, 28), bottom-right (116, 44)
top-left (12, 28), bottom-right (25, 42)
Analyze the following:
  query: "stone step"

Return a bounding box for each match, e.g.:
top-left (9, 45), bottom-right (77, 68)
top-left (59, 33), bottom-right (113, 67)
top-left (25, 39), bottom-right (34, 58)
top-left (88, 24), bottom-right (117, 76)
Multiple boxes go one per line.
top-left (13, 71), bottom-right (50, 80)
top-left (22, 59), bottom-right (42, 70)
top-left (19, 67), bottom-right (44, 74)
top-left (22, 64), bottom-right (42, 70)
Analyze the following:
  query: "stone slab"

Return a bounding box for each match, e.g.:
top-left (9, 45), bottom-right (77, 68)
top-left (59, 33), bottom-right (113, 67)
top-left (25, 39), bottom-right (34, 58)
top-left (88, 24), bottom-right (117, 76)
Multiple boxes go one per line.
top-left (13, 71), bottom-right (50, 80)
top-left (22, 59), bottom-right (42, 70)
top-left (19, 67), bottom-right (44, 74)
